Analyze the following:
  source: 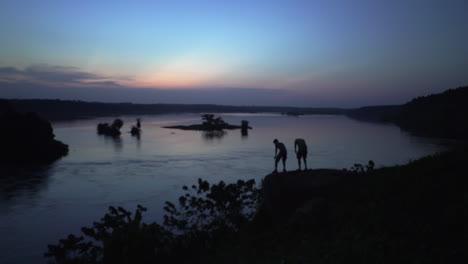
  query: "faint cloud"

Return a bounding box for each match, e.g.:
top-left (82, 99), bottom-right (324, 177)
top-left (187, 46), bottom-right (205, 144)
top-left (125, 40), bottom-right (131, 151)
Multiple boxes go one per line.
top-left (0, 64), bottom-right (129, 87)
top-left (84, 81), bottom-right (122, 87)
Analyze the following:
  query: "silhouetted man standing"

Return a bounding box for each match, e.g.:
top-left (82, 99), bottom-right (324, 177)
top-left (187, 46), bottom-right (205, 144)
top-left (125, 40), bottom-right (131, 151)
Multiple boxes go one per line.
top-left (294, 138), bottom-right (308, 170)
top-left (273, 139), bottom-right (287, 173)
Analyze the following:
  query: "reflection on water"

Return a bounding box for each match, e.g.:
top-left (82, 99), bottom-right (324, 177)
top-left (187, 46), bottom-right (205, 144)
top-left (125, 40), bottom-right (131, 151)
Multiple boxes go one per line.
top-left (202, 130), bottom-right (226, 141)
top-left (133, 132), bottom-right (141, 148)
top-left (0, 113), bottom-right (455, 264)
top-left (132, 132), bottom-right (141, 140)
top-left (241, 128), bottom-right (249, 138)
top-left (0, 166), bottom-right (54, 202)
top-left (100, 135), bottom-right (123, 152)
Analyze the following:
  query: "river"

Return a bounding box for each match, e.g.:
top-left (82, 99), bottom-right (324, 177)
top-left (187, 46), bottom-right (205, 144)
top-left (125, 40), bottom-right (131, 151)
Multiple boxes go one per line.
top-left (0, 113), bottom-right (453, 263)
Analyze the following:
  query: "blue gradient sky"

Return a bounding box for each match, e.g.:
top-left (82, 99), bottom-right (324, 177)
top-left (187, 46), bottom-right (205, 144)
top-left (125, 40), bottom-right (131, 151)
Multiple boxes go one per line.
top-left (1, 0), bottom-right (467, 107)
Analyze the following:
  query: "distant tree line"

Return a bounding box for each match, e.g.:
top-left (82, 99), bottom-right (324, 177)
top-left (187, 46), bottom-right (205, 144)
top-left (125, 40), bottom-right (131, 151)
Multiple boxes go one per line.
top-left (346, 105), bottom-right (402, 122)
top-left (4, 99), bottom-right (348, 120)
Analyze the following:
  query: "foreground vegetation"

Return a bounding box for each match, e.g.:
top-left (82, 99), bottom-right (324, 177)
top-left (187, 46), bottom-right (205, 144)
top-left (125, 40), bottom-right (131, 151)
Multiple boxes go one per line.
top-left (45, 144), bottom-right (467, 263)
top-left (45, 179), bottom-right (261, 264)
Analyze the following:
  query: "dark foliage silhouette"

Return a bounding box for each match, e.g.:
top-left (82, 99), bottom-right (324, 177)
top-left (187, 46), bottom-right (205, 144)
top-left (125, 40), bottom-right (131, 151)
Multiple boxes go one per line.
top-left (393, 86), bottom-right (468, 139)
top-left (97, 119), bottom-right (124, 137)
top-left (346, 160), bottom-right (375, 174)
top-left (347, 86), bottom-right (468, 139)
top-left (163, 179), bottom-right (260, 234)
top-left (45, 179), bottom-right (261, 264)
top-left (45, 205), bottom-right (172, 264)
top-left (201, 114), bottom-right (227, 130)
top-left (0, 100), bottom-right (68, 166)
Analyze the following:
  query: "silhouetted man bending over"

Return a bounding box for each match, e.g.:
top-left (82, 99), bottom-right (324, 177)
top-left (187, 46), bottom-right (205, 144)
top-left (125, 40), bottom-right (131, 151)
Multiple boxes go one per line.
top-left (273, 139), bottom-right (287, 173)
top-left (294, 138), bottom-right (308, 171)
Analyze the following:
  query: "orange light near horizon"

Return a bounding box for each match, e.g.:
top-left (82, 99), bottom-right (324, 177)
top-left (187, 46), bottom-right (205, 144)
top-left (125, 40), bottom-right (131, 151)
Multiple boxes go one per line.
top-left (142, 71), bottom-right (213, 88)
top-left (134, 56), bottom-right (231, 89)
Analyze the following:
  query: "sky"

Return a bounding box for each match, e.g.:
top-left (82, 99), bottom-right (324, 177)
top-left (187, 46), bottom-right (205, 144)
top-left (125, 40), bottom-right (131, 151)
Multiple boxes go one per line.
top-left (0, 0), bottom-right (467, 107)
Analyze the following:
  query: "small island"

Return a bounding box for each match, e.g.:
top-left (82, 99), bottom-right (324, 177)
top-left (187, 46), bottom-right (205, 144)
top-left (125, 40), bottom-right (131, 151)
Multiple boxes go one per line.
top-left (163, 114), bottom-right (252, 131)
top-left (281, 111), bottom-right (304, 117)
top-left (97, 118), bottom-right (124, 137)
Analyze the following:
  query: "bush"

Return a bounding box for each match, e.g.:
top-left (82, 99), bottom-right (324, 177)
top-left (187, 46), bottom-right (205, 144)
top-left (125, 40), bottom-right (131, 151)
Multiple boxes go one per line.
top-left (45, 179), bottom-right (261, 264)
top-left (97, 119), bottom-right (124, 137)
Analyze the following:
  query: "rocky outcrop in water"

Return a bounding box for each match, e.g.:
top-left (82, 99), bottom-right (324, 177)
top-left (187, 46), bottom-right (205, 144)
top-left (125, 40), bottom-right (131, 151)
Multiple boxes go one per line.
top-left (0, 100), bottom-right (68, 166)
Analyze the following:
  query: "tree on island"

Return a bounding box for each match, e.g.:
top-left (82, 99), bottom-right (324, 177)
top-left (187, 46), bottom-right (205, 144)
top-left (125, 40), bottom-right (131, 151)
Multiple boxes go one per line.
top-left (112, 119), bottom-right (123, 130)
top-left (97, 118), bottom-right (124, 137)
top-left (201, 114), bottom-right (227, 130)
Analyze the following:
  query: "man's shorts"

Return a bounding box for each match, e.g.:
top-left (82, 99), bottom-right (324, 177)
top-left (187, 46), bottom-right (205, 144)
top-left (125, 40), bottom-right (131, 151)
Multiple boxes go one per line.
top-left (276, 152), bottom-right (287, 163)
top-left (296, 150), bottom-right (307, 159)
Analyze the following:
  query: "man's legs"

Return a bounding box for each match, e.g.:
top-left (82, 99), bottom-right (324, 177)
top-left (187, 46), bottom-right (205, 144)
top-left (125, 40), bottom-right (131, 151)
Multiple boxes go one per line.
top-left (274, 155), bottom-right (280, 173)
top-left (282, 156), bottom-right (287, 172)
top-left (297, 153), bottom-right (301, 170)
top-left (303, 152), bottom-right (308, 170)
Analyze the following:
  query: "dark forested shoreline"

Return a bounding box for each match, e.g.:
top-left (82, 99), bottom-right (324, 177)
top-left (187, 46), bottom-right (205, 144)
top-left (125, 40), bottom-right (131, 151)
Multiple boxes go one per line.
top-left (0, 100), bottom-right (68, 167)
top-left (347, 86), bottom-right (468, 139)
top-left (4, 99), bottom-right (347, 120)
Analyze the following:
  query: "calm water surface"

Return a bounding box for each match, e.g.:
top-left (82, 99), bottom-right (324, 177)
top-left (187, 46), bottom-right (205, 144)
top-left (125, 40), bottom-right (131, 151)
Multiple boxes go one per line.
top-left (0, 113), bottom-right (453, 263)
